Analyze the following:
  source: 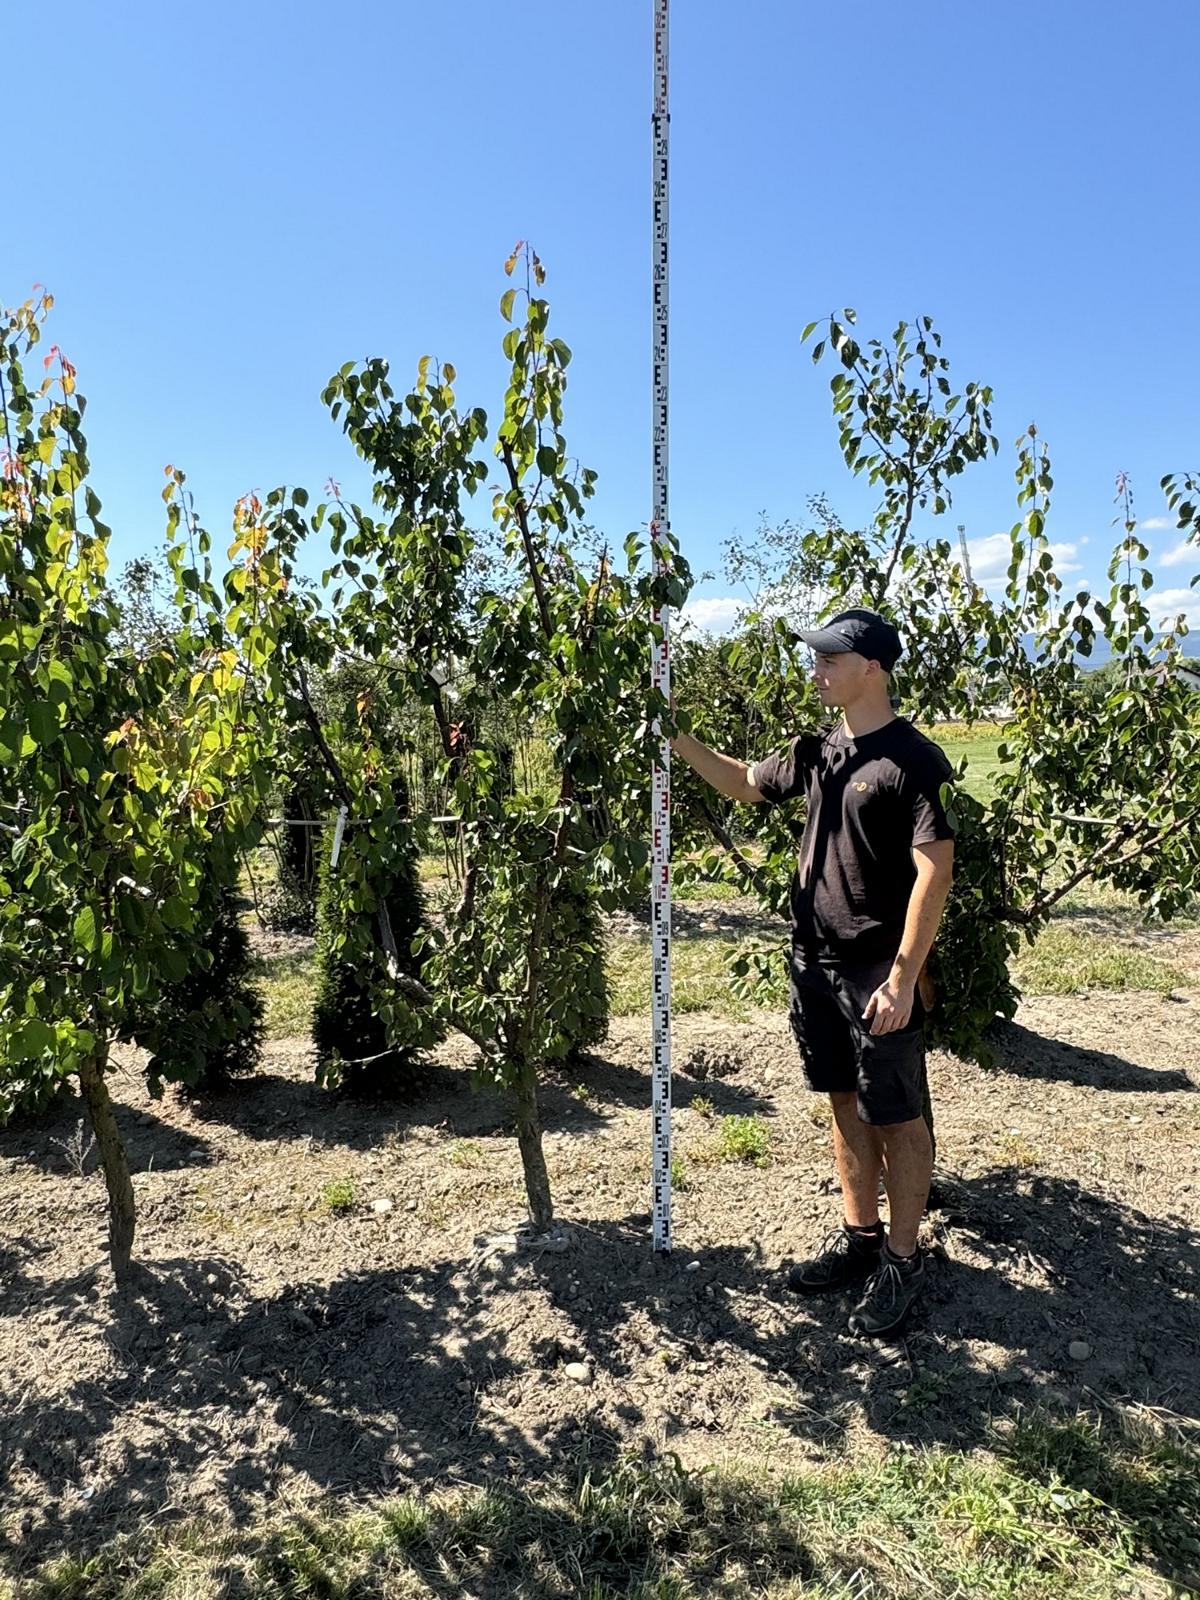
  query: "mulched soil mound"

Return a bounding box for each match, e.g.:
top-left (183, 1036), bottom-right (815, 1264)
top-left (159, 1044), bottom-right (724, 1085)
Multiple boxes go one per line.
top-left (2, 977), bottom-right (1198, 1570)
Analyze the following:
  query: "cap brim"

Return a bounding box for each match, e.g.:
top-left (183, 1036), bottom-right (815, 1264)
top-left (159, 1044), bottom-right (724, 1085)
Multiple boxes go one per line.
top-left (798, 627), bottom-right (855, 654)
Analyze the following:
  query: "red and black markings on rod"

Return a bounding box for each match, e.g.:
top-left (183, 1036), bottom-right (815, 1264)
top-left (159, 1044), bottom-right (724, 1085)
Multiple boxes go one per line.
top-left (650, 0), bottom-right (672, 1254)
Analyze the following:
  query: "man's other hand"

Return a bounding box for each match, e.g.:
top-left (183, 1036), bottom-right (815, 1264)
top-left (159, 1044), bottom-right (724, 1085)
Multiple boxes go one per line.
top-left (862, 980), bottom-right (915, 1036)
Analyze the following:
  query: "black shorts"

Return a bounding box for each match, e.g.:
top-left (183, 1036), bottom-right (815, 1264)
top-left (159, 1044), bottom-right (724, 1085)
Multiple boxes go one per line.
top-left (788, 954), bottom-right (928, 1126)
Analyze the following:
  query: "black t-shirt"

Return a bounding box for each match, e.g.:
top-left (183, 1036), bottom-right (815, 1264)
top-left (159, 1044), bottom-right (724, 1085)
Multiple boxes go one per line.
top-left (750, 717), bottom-right (955, 964)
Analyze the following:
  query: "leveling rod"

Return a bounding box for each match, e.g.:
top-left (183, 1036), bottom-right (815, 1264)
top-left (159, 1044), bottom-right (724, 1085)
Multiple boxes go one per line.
top-left (649, 0), bottom-right (673, 1253)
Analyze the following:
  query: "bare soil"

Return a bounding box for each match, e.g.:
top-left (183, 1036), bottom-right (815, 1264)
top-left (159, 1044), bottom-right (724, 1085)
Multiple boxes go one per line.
top-left (2, 930), bottom-right (1199, 1572)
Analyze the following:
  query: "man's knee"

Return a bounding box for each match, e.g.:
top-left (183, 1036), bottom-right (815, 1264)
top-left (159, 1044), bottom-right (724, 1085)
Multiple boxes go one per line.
top-left (879, 1115), bottom-right (933, 1149)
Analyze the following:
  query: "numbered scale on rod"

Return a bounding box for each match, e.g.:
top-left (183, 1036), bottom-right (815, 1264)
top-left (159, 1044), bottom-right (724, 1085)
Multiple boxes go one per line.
top-left (649, 0), bottom-right (673, 1254)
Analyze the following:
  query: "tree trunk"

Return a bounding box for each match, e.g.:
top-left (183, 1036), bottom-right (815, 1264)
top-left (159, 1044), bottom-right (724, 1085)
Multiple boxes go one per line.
top-left (512, 1057), bottom-right (554, 1230)
top-left (77, 1051), bottom-right (136, 1287)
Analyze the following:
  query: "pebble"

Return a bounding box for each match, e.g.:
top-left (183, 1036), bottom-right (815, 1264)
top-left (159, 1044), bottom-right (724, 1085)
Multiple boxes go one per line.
top-left (1068, 1340), bottom-right (1092, 1362)
top-left (371, 1198), bottom-right (394, 1215)
top-left (685, 1260), bottom-right (701, 1274)
top-left (563, 1361), bottom-right (593, 1386)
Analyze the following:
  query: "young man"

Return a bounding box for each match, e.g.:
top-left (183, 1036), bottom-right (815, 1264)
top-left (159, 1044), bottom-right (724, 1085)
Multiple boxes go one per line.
top-left (671, 607), bottom-right (955, 1336)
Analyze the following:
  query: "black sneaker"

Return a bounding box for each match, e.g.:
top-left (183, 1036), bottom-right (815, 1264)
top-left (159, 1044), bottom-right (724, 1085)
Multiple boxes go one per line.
top-left (787, 1226), bottom-right (884, 1294)
top-left (847, 1249), bottom-right (926, 1337)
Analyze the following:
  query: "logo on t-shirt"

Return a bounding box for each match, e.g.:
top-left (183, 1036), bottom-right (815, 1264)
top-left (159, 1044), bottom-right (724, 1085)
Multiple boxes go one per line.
top-left (853, 781), bottom-right (871, 793)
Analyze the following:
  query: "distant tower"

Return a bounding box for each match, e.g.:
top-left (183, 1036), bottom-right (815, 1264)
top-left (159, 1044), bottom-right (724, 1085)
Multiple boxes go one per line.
top-left (957, 524), bottom-right (975, 589)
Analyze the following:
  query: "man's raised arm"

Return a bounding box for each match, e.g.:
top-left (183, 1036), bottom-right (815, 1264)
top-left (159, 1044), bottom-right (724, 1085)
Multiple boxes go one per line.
top-left (670, 728), bottom-right (766, 805)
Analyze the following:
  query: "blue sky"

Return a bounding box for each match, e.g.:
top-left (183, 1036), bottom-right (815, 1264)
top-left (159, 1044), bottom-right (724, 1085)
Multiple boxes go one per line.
top-left (7, 0), bottom-right (1198, 630)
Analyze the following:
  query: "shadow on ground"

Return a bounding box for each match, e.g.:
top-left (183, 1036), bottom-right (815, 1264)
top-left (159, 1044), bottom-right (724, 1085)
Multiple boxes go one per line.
top-left (130, 1051), bottom-right (770, 1155)
top-left (0, 1094), bottom-right (216, 1177)
top-left (990, 1019), bottom-right (1195, 1093)
top-left (2, 1165), bottom-right (1197, 1587)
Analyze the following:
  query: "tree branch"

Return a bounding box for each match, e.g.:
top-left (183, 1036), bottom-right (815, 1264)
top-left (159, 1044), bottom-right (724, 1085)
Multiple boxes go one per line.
top-left (686, 793), bottom-right (780, 908)
top-left (500, 440), bottom-right (556, 641)
top-left (1024, 804), bottom-right (1200, 922)
top-left (294, 664), bottom-right (355, 809)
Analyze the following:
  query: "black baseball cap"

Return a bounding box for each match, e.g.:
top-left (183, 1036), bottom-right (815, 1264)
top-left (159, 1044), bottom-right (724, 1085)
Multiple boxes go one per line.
top-left (798, 607), bottom-right (903, 671)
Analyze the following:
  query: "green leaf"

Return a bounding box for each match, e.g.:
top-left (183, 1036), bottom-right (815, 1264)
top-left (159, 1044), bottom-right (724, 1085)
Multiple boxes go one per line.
top-left (161, 896), bottom-right (191, 929)
top-left (160, 944), bottom-right (189, 982)
top-left (500, 288), bottom-right (516, 323)
top-left (12, 1017), bottom-right (56, 1058)
top-left (118, 897), bottom-right (148, 937)
top-left (0, 718), bottom-right (34, 763)
top-left (73, 906), bottom-right (101, 953)
top-left (62, 730), bottom-right (93, 777)
top-left (27, 701), bottom-right (59, 746)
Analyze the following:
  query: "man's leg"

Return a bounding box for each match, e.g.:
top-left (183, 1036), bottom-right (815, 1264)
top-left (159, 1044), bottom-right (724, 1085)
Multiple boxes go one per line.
top-left (786, 966), bottom-right (885, 1295)
top-left (830, 1091), bottom-right (884, 1226)
top-left (834, 963), bottom-right (933, 1334)
top-left (879, 1114), bottom-right (933, 1257)
top-left (846, 1114), bottom-right (931, 1335)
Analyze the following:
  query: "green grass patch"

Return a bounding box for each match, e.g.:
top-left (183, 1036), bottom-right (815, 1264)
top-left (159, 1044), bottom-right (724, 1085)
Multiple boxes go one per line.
top-left (257, 931), bottom-right (760, 1043)
top-left (607, 934), bottom-right (751, 1020)
top-left (1013, 925), bottom-right (1185, 996)
top-left (416, 850), bottom-right (452, 885)
top-left (252, 950), bottom-right (317, 1039)
top-left (252, 908), bottom-right (1188, 1049)
top-left (1052, 877), bottom-right (1200, 935)
top-left (924, 718), bottom-right (1013, 744)
top-left (21, 1412), bottom-right (1198, 1598)
top-left (717, 1113), bottom-right (772, 1166)
top-left (925, 724), bottom-right (1007, 804)
top-left (673, 874), bottom-right (742, 903)
top-left (320, 1177), bottom-right (356, 1213)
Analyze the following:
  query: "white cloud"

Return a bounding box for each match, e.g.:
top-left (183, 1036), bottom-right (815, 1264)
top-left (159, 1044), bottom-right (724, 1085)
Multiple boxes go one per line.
top-left (962, 533), bottom-right (1012, 582)
top-left (678, 595), bottom-right (744, 634)
top-left (1139, 516), bottom-right (1174, 531)
top-left (1143, 587), bottom-right (1200, 630)
top-left (1159, 540), bottom-right (1198, 569)
top-left (961, 533), bottom-right (1082, 585)
top-left (1039, 542), bottom-right (1082, 575)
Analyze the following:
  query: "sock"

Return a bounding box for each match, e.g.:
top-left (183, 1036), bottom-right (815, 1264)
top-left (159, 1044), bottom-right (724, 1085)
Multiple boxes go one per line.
top-left (884, 1242), bottom-right (920, 1272)
top-left (844, 1220), bottom-right (884, 1249)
